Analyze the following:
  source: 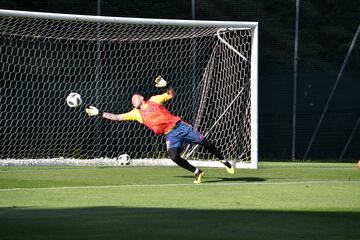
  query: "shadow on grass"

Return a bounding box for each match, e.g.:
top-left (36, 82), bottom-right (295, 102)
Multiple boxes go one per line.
top-left (205, 177), bottom-right (266, 183)
top-left (0, 207), bottom-right (359, 240)
top-left (175, 175), bottom-right (266, 183)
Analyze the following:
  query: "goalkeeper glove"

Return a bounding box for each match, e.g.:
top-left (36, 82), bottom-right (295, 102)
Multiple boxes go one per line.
top-left (85, 106), bottom-right (101, 117)
top-left (155, 75), bottom-right (168, 88)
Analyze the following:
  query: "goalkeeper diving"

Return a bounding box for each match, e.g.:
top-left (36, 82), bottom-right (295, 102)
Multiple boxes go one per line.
top-left (85, 76), bottom-right (235, 183)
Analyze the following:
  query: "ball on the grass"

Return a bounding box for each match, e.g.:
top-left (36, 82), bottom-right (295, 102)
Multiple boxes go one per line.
top-left (66, 92), bottom-right (82, 108)
top-left (118, 154), bottom-right (131, 165)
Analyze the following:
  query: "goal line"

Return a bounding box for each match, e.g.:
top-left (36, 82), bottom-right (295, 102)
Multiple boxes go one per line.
top-left (0, 158), bottom-right (254, 169)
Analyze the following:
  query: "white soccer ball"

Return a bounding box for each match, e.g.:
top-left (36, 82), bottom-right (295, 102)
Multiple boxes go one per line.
top-left (66, 92), bottom-right (82, 108)
top-left (118, 154), bottom-right (131, 165)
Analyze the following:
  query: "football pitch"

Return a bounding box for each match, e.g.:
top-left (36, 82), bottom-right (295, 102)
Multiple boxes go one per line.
top-left (0, 162), bottom-right (359, 240)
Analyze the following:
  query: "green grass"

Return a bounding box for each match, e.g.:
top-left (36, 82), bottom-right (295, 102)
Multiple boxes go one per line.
top-left (0, 162), bottom-right (359, 240)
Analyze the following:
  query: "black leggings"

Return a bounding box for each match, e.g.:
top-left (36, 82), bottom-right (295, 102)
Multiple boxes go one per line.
top-left (198, 138), bottom-right (224, 160)
top-left (167, 138), bottom-right (224, 173)
top-left (167, 147), bottom-right (196, 173)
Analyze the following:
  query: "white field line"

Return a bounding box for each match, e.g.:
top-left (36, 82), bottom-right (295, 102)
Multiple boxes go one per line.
top-left (0, 180), bottom-right (359, 192)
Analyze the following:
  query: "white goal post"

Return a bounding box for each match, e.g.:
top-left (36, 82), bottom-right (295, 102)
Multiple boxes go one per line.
top-left (0, 9), bottom-right (258, 169)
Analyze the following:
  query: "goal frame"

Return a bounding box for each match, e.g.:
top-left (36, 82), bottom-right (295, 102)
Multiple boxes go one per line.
top-left (0, 9), bottom-right (258, 169)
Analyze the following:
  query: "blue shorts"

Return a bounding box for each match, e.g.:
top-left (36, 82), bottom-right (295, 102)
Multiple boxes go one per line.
top-left (165, 121), bottom-right (204, 150)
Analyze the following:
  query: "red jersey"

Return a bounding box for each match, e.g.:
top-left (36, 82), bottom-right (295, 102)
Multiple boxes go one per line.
top-left (139, 100), bottom-right (180, 135)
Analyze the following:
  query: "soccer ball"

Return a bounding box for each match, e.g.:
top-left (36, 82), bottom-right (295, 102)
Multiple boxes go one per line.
top-left (118, 154), bottom-right (131, 165)
top-left (66, 92), bottom-right (82, 108)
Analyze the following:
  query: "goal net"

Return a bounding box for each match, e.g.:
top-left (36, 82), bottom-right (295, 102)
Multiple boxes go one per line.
top-left (0, 10), bottom-right (258, 168)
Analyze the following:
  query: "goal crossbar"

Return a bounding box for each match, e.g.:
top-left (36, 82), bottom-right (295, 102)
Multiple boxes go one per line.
top-left (0, 9), bottom-right (258, 28)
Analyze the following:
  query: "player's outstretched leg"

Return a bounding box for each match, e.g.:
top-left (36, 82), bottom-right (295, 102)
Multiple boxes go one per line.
top-left (199, 139), bottom-right (235, 174)
top-left (167, 147), bottom-right (204, 183)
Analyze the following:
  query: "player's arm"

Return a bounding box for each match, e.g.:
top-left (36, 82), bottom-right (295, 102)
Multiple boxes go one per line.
top-left (102, 112), bottom-right (125, 121)
top-left (151, 76), bottom-right (175, 104)
top-left (85, 107), bottom-right (142, 122)
top-left (85, 106), bottom-right (125, 121)
top-left (155, 75), bottom-right (175, 99)
top-left (166, 85), bottom-right (175, 99)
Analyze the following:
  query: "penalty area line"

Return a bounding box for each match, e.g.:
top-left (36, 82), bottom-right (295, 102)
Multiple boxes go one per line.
top-left (0, 180), bottom-right (359, 192)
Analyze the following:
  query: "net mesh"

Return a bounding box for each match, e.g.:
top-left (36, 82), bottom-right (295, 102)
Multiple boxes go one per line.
top-left (0, 13), bottom-right (254, 164)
